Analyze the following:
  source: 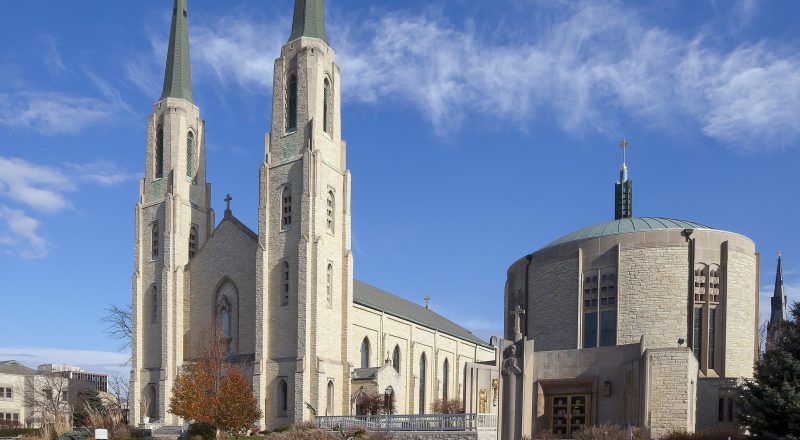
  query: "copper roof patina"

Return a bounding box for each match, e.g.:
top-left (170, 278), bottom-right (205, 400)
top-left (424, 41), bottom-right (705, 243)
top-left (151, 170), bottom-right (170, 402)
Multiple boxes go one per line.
top-left (545, 217), bottom-right (713, 248)
top-left (288, 0), bottom-right (329, 44)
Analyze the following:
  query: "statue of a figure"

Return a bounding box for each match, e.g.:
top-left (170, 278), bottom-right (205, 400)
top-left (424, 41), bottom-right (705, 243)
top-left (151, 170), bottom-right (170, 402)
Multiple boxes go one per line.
top-left (479, 389), bottom-right (488, 413)
top-left (502, 344), bottom-right (522, 376)
top-left (219, 305), bottom-right (231, 339)
top-left (501, 343), bottom-right (523, 439)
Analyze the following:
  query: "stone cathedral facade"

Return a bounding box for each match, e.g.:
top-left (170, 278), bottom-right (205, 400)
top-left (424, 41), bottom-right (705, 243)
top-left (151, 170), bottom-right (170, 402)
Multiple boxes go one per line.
top-left (129, 0), bottom-right (495, 429)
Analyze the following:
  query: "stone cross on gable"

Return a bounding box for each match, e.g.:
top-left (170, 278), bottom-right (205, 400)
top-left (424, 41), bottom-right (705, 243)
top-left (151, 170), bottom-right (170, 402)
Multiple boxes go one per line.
top-left (424, 295), bottom-right (431, 309)
top-left (225, 194), bottom-right (233, 213)
top-left (510, 305), bottom-right (526, 338)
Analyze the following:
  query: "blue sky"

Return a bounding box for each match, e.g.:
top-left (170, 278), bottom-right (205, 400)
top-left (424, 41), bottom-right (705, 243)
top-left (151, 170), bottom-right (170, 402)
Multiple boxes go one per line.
top-left (1, 0), bottom-right (798, 375)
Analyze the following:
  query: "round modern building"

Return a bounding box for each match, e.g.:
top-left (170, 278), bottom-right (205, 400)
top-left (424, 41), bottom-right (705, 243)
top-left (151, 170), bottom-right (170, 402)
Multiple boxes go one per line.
top-left (499, 158), bottom-right (759, 436)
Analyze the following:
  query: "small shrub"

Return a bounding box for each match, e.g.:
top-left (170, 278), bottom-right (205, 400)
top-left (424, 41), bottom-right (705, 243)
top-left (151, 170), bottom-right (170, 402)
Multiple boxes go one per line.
top-left (271, 424), bottom-right (291, 433)
top-left (56, 431), bottom-right (89, 440)
top-left (127, 427), bottom-right (148, 438)
top-left (188, 422), bottom-right (217, 440)
top-left (573, 424), bottom-right (645, 440)
top-left (662, 428), bottom-right (744, 440)
top-left (0, 427), bottom-right (39, 437)
top-left (430, 398), bottom-right (464, 414)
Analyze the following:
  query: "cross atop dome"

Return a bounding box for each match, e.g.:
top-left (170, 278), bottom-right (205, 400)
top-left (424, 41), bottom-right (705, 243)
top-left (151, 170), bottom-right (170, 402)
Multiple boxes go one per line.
top-left (614, 138), bottom-right (633, 220)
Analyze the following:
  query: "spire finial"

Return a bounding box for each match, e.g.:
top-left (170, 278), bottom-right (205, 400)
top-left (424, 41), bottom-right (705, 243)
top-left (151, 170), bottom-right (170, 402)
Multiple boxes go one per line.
top-left (160, 0), bottom-right (193, 103)
top-left (614, 138), bottom-right (633, 220)
top-left (288, 0), bottom-right (329, 44)
top-left (225, 194), bottom-right (233, 215)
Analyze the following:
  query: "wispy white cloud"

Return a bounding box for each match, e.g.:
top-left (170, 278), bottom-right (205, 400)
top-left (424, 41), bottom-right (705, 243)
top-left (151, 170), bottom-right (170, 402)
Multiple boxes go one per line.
top-left (183, 2), bottom-right (800, 150)
top-left (39, 34), bottom-right (66, 77)
top-left (0, 347), bottom-right (129, 376)
top-left (0, 92), bottom-right (117, 135)
top-left (0, 156), bottom-right (137, 259)
top-left (0, 207), bottom-right (48, 259)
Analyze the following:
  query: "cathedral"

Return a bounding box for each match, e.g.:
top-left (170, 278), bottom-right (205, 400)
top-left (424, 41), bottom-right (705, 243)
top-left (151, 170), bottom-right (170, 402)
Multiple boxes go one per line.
top-left (128, 0), bottom-right (495, 429)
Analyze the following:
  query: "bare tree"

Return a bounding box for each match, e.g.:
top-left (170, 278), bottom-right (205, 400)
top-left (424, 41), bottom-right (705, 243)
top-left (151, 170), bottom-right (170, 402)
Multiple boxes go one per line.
top-left (19, 372), bottom-right (74, 439)
top-left (102, 304), bottom-right (132, 352)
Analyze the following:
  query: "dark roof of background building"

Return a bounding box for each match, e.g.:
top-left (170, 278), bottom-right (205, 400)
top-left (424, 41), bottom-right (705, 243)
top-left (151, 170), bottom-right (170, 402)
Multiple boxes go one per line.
top-left (545, 217), bottom-right (713, 248)
top-left (353, 280), bottom-right (492, 348)
top-left (0, 360), bottom-right (35, 376)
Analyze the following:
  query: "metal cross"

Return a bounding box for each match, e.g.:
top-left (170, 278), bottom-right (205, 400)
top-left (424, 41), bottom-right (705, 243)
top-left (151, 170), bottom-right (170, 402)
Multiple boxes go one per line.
top-left (424, 295), bottom-right (431, 309)
top-left (509, 304), bottom-right (526, 335)
top-left (225, 194), bottom-right (233, 211)
top-left (619, 138), bottom-right (630, 164)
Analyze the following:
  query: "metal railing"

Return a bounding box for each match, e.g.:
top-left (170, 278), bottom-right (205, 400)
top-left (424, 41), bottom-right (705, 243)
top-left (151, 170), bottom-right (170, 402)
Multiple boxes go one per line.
top-left (316, 413), bottom-right (497, 432)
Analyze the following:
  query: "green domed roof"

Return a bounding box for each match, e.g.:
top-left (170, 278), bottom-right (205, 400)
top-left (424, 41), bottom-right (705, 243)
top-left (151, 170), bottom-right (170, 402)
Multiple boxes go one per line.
top-left (545, 217), bottom-right (712, 248)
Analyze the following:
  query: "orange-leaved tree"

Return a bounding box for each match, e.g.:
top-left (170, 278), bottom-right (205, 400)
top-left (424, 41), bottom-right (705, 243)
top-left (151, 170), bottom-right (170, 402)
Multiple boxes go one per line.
top-left (169, 326), bottom-right (261, 439)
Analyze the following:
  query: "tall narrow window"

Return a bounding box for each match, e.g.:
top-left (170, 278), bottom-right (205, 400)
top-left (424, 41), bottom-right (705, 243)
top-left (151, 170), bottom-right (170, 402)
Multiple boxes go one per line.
top-left (583, 312), bottom-right (597, 349)
top-left (693, 307), bottom-right (703, 360)
top-left (189, 225), bottom-right (198, 259)
top-left (708, 307), bottom-right (717, 369)
top-left (326, 190), bottom-right (335, 234)
top-left (282, 261), bottom-right (290, 306)
top-left (155, 126), bottom-right (164, 179)
top-left (326, 263), bottom-right (333, 307)
top-left (278, 379), bottom-right (288, 416)
top-left (186, 132), bottom-right (194, 177)
top-left (442, 358), bottom-right (450, 401)
top-left (392, 345), bottom-right (401, 373)
top-left (360, 337), bottom-right (370, 369)
top-left (152, 289), bottom-right (158, 324)
top-left (286, 74), bottom-right (298, 132)
top-left (326, 381), bottom-right (334, 416)
top-left (599, 271), bottom-right (617, 347)
top-left (323, 78), bottom-right (330, 133)
top-left (419, 354), bottom-right (427, 414)
top-left (151, 223), bottom-right (159, 260)
top-left (281, 187), bottom-right (292, 230)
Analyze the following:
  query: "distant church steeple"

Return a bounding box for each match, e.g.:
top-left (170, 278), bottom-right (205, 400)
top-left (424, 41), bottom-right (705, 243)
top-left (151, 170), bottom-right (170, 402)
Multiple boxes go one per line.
top-left (288, 0), bottom-right (329, 43)
top-left (614, 139), bottom-right (633, 220)
top-left (160, 0), bottom-right (193, 103)
top-left (767, 252), bottom-right (788, 351)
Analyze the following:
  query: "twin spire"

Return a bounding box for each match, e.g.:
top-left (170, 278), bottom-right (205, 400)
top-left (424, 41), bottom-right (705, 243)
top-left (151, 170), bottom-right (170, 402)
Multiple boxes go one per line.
top-left (161, 0), bottom-right (193, 103)
top-left (771, 252), bottom-right (787, 324)
top-left (159, 0), bottom-right (329, 104)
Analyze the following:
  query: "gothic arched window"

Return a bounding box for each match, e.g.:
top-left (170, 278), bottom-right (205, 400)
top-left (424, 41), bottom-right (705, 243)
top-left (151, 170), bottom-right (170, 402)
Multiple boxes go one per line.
top-left (151, 222), bottom-right (159, 260)
top-left (282, 261), bottom-right (290, 306)
top-left (326, 263), bottom-right (333, 307)
top-left (360, 337), bottom-right (370, 369)
top-left (392, 345), bottom-right (400, 373)
top-left (286, 74), bottom-right (298, 132)
top-left (326, 190), bottom-right (335, 234)
top-left (419, 353), bottom-right (427, 414)
top-left (189, 225), bottom-right (198, 259)
top-left (326, 380), bottom-right (334, 416)
top-left (147, 384), bottom-right (158, 419)
top-left (281, 187), bottom-right (292, 230)
top-left (323, 78), bottom-right (330, 133)
top-left (277, 378), bottom-right (288, 417)
top-left (442, 358), bottom-right (450, 401)
top-left (155, 125), bottom-right (164, 179)
top-left (186, 131), bottom-right (195, 178)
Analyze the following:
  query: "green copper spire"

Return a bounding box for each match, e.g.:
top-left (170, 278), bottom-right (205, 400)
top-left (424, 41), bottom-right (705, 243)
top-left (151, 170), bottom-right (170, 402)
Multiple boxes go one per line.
top-left (160, 0), bottom-right (193, 103)
top-left (288, 0), bottom-right (329, 44)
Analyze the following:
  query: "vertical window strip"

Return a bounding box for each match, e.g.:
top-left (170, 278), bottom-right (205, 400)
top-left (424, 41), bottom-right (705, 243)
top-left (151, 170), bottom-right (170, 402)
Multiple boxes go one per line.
top-left (282, 187), bottom-right (292, 230)
top-left (151, 223), bottom-right (159, 260)
top-left (326, 264), bottom-right (333, 307)
top-left (326, 191), bottom-right (334, 234)
top-left (693, 307), bottom-right (703, 361)
top-left (189, 226), bottom-right (198, 259)
top-left (282, 261), bottom-right (290, 305)
top-left (186, 132), bottom-right (194, 177)
top-left (155, 127), bottom-right (164, 179)
top-left (419, 354), bottom-right (426, 414)
top-left (323, 79), bottom-right (329, 133)
top-left (286, 75), bottom-right (298, 132)
top-left (708, 307), bottom-right (717, 369)
top-left (443, 359), bottom-right (449, 401)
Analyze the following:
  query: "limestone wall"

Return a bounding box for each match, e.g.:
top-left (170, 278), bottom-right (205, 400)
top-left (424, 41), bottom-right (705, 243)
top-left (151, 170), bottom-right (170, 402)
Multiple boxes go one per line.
top-left (528, 259), bottom-right (579, 351)
top-left (695, 378), bottom-right (739, 432)
top-left (645, 348), bottom-right (697, 437)
top-left (724, 250), bottom-right (757, 378)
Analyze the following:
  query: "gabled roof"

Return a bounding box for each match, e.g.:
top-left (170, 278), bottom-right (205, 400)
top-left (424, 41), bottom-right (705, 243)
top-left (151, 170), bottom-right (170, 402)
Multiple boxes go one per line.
top-left (353, 280), bottom-right (491, 348)
top-left (0, 360), bottom-right (35, 376)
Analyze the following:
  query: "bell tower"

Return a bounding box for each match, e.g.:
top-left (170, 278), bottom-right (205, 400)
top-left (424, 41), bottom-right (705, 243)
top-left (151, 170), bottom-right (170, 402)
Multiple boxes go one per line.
top-left (130, 0), bottom-right (212, 426)
top-left (253, 0), bottom-right (353, 427)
